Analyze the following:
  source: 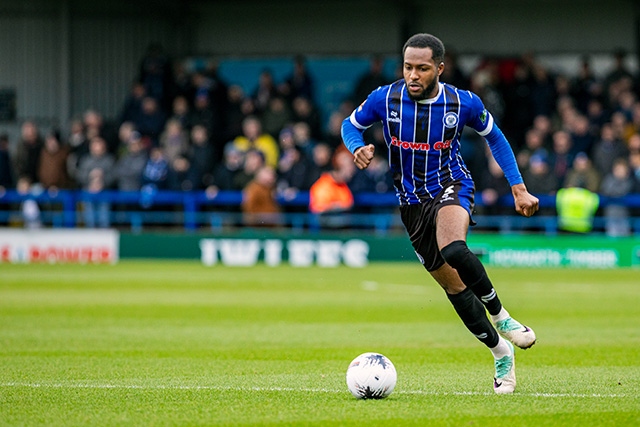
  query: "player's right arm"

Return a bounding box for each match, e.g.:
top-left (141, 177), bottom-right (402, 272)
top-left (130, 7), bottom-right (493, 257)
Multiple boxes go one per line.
top-left (341, 88), bottom-right (384, 169)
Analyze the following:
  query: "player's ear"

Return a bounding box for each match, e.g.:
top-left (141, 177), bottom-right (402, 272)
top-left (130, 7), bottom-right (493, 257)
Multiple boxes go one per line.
top-left (437, 61), bottom-right (445, 76)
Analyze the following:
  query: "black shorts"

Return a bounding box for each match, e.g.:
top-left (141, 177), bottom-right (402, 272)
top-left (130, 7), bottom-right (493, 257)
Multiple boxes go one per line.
top-left (399, 180), bottom-right (475, 272)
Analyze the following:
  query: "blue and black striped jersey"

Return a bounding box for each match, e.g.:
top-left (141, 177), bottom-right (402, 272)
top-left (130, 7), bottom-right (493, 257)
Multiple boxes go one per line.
top-left (342, 80), bottom-right (523, 205)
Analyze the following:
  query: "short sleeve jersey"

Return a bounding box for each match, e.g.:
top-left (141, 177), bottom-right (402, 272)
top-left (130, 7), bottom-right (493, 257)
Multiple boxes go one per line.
top-left (348, 81), bottom-right (496, 205)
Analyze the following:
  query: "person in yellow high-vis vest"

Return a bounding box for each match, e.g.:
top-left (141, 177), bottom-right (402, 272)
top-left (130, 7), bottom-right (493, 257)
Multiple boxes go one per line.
top-left (556, 186), bottom-right (600, 233)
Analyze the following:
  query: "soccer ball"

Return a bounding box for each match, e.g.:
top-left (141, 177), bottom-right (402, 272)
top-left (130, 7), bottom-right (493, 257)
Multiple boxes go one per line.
top-left (346, 352), bottom-right (397, 399)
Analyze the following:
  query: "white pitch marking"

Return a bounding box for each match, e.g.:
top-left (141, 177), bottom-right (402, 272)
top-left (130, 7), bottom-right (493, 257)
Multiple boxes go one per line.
top-left (0, 382), bottom-right (633, 399)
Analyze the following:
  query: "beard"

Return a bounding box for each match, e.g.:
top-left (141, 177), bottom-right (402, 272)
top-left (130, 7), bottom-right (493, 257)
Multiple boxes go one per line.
top-left (407, 76), bottom-right (439, 101)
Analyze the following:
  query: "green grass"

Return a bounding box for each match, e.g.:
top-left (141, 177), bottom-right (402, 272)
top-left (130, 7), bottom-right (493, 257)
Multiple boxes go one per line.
top-left (1, 261), bottom-right (639, 426)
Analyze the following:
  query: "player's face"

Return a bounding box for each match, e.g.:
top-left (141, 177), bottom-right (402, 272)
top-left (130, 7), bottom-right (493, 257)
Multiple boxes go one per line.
top-left (403, 47), bottom-right (444, 101)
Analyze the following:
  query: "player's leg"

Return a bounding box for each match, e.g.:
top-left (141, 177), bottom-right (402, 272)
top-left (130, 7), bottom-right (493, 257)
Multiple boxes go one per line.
top-left (430, 263), bottom-right (516, 394)
top-left (436, 205), bottom-right (536, 350)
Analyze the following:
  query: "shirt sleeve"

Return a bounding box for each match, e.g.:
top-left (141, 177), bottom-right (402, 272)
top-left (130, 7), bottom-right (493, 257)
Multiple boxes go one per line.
top-left (341, 87), bottom-right (385, 154)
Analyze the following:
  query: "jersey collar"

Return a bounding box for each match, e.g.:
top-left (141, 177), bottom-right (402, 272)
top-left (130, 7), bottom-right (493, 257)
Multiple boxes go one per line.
top-left (416, 82), bottom-right (443, 104)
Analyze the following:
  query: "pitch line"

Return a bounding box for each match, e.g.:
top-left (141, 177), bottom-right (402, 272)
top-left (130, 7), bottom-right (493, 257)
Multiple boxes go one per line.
top-left (0, 382), bottom-right (633, 399)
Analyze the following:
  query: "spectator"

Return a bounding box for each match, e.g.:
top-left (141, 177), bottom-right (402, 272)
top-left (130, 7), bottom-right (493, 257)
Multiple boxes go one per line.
top-left (241, 165), bottom-right (281, 227)
top-left (169, 95), bottom-right (194, 131)
top-left (38, 129), bottom-right (72, 190)
top-left (522, 153), bottom-right (558, 216)
top-left (629, 151), bottom-right (640, 192)
top-left (0, 134), bottom-right (14, 191)
top-left (262, 96), bottom-right (292, 139)
top-left (291, 121), bottom-right (316, 158)
top-left (309, 150), bottom-right (355, 214)
top-left (159, 118), bottom-right (189, 165)
top-left (548, 130), bottom-right (574, 187)
top-left (281, 55), bottom-right (315, 103)
top-left (600, 158), bottom-right (635, 236)
top-left (135, 97), bottom-right (167, 147)
top-left (563, 152), bottom-right (601, 193)
top-left (116, 121), bottom-right (141, 154)
top-left (568, 114), bottom-right (594, 156)
top-left (516, 128), bottom-right (547, 172)
top-left (252, 68), bottom-right (278, 114)
top-left (231, 116), bottom-right (279, 168)
top-left (76, 136), bottom-right (116, 228)
top-left (66, 118), bottom-right (89, 177)
top-left (83, 109), bottom-right (118, 154)
top-left (277, 144), bottom-right (311, 204)
top-left (167, 156), bottom-right (198, 191)
top-left (556, 185), bottom-right (600, 233)
top-left (138, 43), bottom-right (173, 109)
top-left (191, 91), bottom-right (218, 136)
top-left (113, 131), bottom-right (148, 191)
top-left (290, 96), bottom-right (323, 141)
top-left (13, 120), bottom-right (44, 186)
top-left (306, 142), bottom-right (333, 185)
top-left (141, 146), bottom-right (169, 191)
top-left (119, 81), bottom-right (146, 125)
top-left (591, 122), bottom-right (628, 177)
top-left (351, 55), bottom-right (390, 105)
top-left (233, 148), bottom-right (266, 190)
top-left (224, 84), bottom-right (251, 141)
top-left (188, 124), bottom-right (215, 189)
top-left (208, 144), bottom-right (244, 196)
top-left (476, 154), bottom-right (513, 215)
top-left (324, 110), bottom-right (348, 149)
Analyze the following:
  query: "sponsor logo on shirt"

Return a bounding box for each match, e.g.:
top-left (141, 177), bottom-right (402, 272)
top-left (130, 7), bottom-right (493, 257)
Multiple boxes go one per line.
top-left (387, 110), bottom-right (401, 123)
top-left (390, 136), bottom-right (451, 151)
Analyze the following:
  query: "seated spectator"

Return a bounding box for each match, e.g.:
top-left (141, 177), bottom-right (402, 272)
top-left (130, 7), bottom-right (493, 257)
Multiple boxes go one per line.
top-left (563, 152), bottom-right (601, 193)
top-left (600, 158), bottom-right (635, 236)
top-left (231, 116), bottom-right (279, 168)
top-left (475, 154), bottom-right (512, 215)
top-left (113, 131), bottom-right (148, 191)
top-left (233, 148), bottom-right (266, 190)
top-left (241, 165), bottom-right (281, 227)
top-left (38, 129), bottom-right (72, 190)
top-left (75, 136), bottom-right (116, 228)
top-left (591, 122), bottom-right (629, 177)
top-left (309, 150), bottom-right (355, 214)
top-left (159, 118), bottom-right (189, 165)
top-left (141, 146), bottom-right (169, 191)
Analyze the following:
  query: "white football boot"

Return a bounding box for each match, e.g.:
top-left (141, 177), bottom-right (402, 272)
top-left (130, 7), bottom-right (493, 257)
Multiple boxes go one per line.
top-left (495, 317), bottom-right (536, 349)
top-left (493, 341), bottom-right (516, 394)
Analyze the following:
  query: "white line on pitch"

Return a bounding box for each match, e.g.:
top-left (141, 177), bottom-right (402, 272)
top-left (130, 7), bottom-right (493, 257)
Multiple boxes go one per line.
top-left (0, 382), bottom-right (633, 399)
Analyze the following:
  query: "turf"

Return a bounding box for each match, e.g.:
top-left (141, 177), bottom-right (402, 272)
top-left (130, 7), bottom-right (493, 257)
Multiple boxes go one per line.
top-left (1, 261), bottom-right (639, 426)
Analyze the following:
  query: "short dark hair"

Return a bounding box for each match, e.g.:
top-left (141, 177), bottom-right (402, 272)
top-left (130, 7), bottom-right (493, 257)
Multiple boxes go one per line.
top-left (402, 33), bottom-right (445, 64)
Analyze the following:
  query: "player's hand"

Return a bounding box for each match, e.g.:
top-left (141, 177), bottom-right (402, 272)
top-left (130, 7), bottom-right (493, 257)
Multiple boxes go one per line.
top-left (354, 144), bottom-right (375, 170)
top-left (512, 183), bottom-right (539, 217)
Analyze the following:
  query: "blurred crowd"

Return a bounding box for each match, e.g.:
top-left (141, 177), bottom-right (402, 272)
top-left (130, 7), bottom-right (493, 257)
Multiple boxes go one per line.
top-left (1, 44), bottom-right (640, 230)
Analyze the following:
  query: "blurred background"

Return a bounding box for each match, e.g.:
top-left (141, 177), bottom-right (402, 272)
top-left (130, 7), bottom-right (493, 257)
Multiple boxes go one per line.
top-left (1, 0), bottom-right (640, 265)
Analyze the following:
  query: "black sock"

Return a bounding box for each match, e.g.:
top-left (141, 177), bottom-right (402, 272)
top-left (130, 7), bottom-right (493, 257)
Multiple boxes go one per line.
top-left (440, 240), bottom-right (502, 316)
top-left (447, 288), bottom-right (499, 348)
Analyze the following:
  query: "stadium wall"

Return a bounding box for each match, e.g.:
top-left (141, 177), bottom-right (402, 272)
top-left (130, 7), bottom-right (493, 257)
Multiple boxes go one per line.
top-left (1, 229), bottom-right (638, 268)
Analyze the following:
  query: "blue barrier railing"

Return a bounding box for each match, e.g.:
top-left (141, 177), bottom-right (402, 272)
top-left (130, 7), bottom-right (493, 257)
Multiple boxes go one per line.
top-left (1, 189), bottom-right (639, 234)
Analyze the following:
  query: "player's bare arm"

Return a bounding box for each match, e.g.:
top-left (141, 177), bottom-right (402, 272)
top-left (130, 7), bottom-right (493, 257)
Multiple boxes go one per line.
top-left (511, 183), bottom-right (539, 217)
top-left (353, 144), bottom-right (375, 170)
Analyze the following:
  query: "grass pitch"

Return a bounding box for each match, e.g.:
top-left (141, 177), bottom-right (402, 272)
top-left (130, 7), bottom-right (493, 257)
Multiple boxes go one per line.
top-left (1, 261), bottom-right (639, 426)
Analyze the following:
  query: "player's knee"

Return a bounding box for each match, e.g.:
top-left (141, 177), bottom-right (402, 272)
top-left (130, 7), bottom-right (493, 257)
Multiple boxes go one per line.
top-left (440, 240), bottom-right (471, 269)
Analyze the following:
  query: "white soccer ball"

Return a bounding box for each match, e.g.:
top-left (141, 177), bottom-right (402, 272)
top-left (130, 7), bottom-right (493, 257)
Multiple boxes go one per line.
top-left (346, 352), bottom-right (397, 399)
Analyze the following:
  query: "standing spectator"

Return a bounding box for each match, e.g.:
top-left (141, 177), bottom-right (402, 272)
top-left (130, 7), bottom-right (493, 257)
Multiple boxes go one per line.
top-left (66, 118), bottom-right (89, 177)
top-left (241, 165), bottom-right (281, 227)
top-left (38, 129), bottom-right (72, 190)
top-left (13, 120), bottom-right (44, 186)
top-left (231, 116), bottom-right (279, 168)
top-left (600, 158), bottom-right (635, 236)
top-left (591, 122), bottom-right (629, 177)
top-left (224, 84), bottom-right (251, 142)
top-left (252, 68), bottom-right (278, 114)
top-left (138, 43), bottom-right (173, 110)
top-left (351, 55), bottom-right (390, 105)
top-left (135, 97), bottom-right (167, 147)
top-left (309, 150), bottom-right (355, 214)
top-left (119, 81), bottom-right (146, 125)
top-left (188, 124), bottom-right (215, 189)
top-left (548, 130), bottom-right (574, 188)
top-left (0, 134), bottom-right (14, 191)
top-left (76, 136), bottom-right (115, 228)
top-left (113, 131), bottom-right (148, 192)
top-left (282, 55), bottom-right (315, 103)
